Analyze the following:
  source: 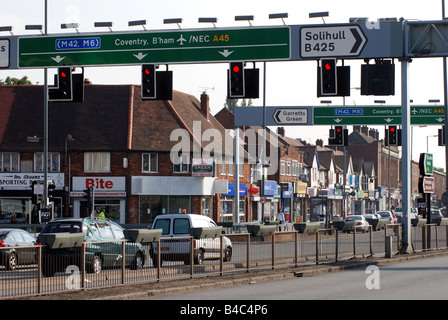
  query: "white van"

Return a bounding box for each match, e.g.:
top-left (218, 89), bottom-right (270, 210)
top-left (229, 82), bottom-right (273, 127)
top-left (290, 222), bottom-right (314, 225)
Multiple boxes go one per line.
top-left (150, 214), bottom-right (232, 267)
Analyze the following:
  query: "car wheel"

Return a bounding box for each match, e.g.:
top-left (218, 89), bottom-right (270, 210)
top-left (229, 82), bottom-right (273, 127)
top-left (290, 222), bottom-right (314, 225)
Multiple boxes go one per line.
top-left (89, 255), bottom-right (102, 274)
top-left (131, 252), bottom-right (144, 270)
top-left (5, 252), bottom-right (17, 270)
top-left (223, 247), bottom-right (232, 262)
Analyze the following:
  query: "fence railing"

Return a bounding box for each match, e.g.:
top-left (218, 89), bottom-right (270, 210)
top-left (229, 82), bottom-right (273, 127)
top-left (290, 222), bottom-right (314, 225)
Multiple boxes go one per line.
top-left (1, 223), bottom-right (447, 299)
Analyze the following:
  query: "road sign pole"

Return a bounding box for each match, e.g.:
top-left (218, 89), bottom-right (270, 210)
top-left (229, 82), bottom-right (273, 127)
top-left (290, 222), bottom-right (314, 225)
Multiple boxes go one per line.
top-left (401, 57), bottom-right (413, 254)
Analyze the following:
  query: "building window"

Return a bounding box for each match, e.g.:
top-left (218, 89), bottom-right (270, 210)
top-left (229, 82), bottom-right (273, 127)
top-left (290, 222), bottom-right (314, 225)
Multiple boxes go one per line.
top-left (35, 152), bottom-right (60, 172)
top-left (292, 161), bottom-right (297, 176)
top-left (84, 152), bottom-right (110, 172)
top-left (173, 154), bottom-right (189, 173)
top-left (286, 161), bottom-right (291, 176)
top-left (280, 160), bottom-right (285, 175)
top-left (0, 153), bottom-right (19, 172)
top-left (142, 153), bottom-right (158, 172)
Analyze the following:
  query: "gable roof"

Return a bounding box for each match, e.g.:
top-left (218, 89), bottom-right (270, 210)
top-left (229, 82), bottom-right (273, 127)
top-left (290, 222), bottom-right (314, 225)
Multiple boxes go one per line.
top-left (0, 85), bottom-right (235, 157)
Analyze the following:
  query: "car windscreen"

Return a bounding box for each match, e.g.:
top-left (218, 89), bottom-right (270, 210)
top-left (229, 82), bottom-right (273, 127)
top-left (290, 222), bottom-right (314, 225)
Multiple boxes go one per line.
top-left (154, 219), bottom-right (170, 235)
top-left (41, 222), bottom-right (83, 234)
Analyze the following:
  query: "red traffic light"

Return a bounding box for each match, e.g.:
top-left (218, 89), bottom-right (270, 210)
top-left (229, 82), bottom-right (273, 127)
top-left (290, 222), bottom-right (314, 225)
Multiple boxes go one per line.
top-left (60, 71), bottom-right (67, 78)
top-left (390, 127), bottom-right (395, 132)
top-left (232, 65), bottom-right (240, 73)
top-left (324, 63), bottom-right (332, 70)
top-left (144, 68), bottom-right (151, 75)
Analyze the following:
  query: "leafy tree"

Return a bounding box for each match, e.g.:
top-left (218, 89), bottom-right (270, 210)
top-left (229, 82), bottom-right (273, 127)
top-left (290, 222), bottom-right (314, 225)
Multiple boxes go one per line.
top-left (224, 98), bottom-right (253, 113)
top-left (0, 76), bottom-right (33, 85)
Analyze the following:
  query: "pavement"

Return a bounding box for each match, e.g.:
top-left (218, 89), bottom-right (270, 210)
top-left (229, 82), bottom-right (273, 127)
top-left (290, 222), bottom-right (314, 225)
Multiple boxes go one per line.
top-left (13, 249), bottom-right (448, 300)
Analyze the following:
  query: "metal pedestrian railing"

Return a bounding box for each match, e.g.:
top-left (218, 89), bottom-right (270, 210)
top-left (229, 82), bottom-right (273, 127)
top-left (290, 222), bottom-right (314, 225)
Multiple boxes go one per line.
top-left (0, 223), bottom-right (447, 299)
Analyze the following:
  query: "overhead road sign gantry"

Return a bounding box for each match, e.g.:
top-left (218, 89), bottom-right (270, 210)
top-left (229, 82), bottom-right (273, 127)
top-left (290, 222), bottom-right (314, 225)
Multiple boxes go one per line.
top-left (17, 26), bottom-right (290, 68)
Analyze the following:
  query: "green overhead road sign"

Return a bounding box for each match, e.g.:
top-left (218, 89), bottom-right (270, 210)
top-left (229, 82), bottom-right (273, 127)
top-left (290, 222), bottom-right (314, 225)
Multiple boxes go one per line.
top-left (313, 105), bottom-right (445, 125)
top-left (18, 27), bottom-right (290, 68)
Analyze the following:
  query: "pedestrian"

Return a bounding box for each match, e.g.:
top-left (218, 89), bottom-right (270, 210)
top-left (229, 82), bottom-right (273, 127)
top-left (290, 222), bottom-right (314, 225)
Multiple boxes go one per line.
top-left (98, 208), bottom-right (106, 220)
top-left (277, 211), bottom-right (285, 224)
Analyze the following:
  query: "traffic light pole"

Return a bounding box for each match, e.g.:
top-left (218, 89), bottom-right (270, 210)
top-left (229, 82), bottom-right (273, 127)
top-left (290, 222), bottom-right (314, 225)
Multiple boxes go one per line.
top-left (42, 0), bottom-right (49, 210)
top-left (400, 56), bottom-right (413, 254)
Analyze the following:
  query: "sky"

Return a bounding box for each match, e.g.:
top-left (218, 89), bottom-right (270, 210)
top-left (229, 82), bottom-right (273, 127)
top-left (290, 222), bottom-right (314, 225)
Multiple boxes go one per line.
top-left (1, 0), bottom-right (448, 169)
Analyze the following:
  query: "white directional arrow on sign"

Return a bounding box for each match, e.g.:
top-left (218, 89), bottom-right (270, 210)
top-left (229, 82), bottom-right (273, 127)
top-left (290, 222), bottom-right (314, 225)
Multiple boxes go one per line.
top-left (300, 25), bottom-right (367, 58)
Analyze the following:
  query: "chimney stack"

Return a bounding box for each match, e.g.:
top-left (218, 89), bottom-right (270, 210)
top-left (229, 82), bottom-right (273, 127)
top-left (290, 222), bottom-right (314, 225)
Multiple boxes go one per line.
top-left (200, 91), bottom-right (209, 119)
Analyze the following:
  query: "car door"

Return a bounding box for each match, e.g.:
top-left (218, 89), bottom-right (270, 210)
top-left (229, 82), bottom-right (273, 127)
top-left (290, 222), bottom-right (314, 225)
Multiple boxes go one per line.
top-left (18, 231), bottom-right (37, 264)
top-left (96, 222), bottom-right (122, 268)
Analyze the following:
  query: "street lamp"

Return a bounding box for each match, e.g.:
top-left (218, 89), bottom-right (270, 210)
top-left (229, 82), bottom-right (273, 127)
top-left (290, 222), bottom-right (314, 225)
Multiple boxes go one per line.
top-left (426, 134), bottom-right (438, 153)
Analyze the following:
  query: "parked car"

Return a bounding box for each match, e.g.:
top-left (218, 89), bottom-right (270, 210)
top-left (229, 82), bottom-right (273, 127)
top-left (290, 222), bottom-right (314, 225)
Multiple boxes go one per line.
top-left (377, 210), bottom-right (397, 224)
top-left (345, 215), bottom-right (369, 232)
top-left (150, 214), bottom-right (232, 267)
top-left (39, 218), bottom-right (146, 276)
top-left (0, 229), bottom-right (38, 270)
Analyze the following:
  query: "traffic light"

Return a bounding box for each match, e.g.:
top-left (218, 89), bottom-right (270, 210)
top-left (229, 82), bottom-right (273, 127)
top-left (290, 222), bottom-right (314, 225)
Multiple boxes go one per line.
top-left (83, 187), bottom-right (92, 212)
top-left (141, 64), bottom-right (173, 100)
top-left (328, 126), bottom-right (344, 146)
top-left (387, 125), bottom-right (397, 145)
top-left (361, 60), bottom-right (395, 96)
top-left (439, 126), bottom-right (446, 146)
top-left (320, 59), bottom-right (337, 95)
top-left (228, 62), bottom-right (245, 98)
top-left (48, 183), bottom-right (56, 203)
top-left (141, 64), bottom-right (156, 99)
top-left (48, 67), bottom-right (73, 101)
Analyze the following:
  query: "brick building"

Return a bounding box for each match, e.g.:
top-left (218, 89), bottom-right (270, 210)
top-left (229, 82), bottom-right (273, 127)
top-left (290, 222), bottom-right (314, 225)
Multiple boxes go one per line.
top-left (0, 85), bottom-right (251, 225)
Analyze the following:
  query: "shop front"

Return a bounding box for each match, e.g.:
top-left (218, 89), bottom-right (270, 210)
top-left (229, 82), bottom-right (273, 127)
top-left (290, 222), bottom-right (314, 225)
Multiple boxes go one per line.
top-left (71, 176), bottom-right (126, 223)
top-left (131, 176), bottom-right (227, 224)
top-left (220, 183), bottom-right (247, 222)
top-left (280, 183), bottom-right (293, 222)
top-left (293, 182), bottom-right (307, 222)
top-left (0, 173), bottom-right (65, 224)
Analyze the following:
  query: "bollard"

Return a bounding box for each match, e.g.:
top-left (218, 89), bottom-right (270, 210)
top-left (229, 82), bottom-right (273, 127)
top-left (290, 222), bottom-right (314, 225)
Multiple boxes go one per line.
top-left (385, 235), bottom-right (393, 258)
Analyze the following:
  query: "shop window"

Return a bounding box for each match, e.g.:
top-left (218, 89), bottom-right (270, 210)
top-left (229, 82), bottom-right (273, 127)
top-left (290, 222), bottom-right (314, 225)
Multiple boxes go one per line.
top-left (0, 153), bottom-right (19, 172)
top-left (84, 152), bottom-right (110, 172)
top-left (142, 153), bottom-right (158, 172)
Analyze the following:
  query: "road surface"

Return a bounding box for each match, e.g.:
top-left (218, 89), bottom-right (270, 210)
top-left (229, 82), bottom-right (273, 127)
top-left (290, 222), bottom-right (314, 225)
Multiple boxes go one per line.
top-left (150, 255), bottom-right (448, 300)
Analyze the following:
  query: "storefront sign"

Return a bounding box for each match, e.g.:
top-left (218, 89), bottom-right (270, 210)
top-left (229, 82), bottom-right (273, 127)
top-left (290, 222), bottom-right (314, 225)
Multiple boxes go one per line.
top-left (72, 176), bottom-right (126, 196)
top-left (192, 158), bottom-right (214, 177)
top-left (0, 173), bottom-right (64, 190)
top-left (222, 183), bottom-right (248, 196)
top-left (263, 180), bottom-right (277, 196)
top-left (281, 183), bottom-right (293, 198)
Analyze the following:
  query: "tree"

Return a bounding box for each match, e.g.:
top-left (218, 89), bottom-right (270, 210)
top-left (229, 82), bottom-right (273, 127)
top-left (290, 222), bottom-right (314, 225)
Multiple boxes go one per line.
top-left (0, 76), bottom-right (33, 85)
top-left (224, 98), bottom-right (238, 113)
top-left (224, 98), bottom-right (253, 113)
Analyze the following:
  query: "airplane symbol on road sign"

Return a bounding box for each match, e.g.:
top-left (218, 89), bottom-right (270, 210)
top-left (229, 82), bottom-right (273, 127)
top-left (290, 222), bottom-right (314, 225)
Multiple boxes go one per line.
top-left (177, 35), bottom-right (186, 45)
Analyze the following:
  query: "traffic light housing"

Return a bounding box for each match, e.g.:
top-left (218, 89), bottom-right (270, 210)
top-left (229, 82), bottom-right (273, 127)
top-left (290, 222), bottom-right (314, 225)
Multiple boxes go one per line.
top-left (141, 64), bottom-right (173, 100)
top-left (83, 187), bottom-right (92, 211)
top-left (439, 126), bottom-right (446, 146)
top-left (320, 59), bottom-right (337, 95)
top-left (328, 126), bottom-right (347, 146)
top-left (141, 64), bottom-right (156, 99)
top-left (361, 60), bottom-right (395, 96)
top-left (386, 125), bottom-right (397, 145)
top-left (48, 183), bottom-right (56, 203)
top-left (228, 62), bottom-right (245, 98)
top-left (48, 67), bottom-right (73, 101)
